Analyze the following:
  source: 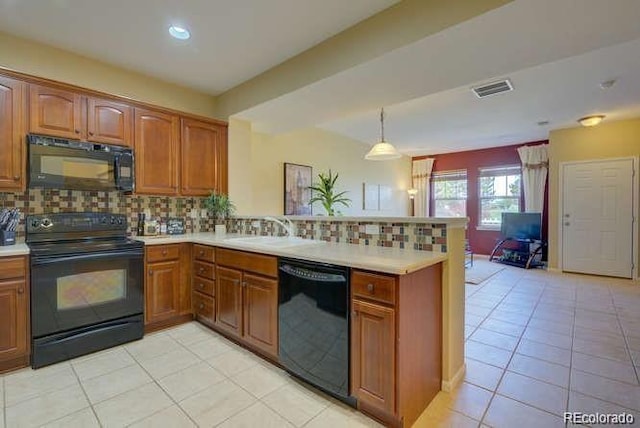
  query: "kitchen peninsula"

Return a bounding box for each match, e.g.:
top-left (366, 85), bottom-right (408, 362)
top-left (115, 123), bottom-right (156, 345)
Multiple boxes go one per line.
top-left (135, 215), bottom-right (467, 427)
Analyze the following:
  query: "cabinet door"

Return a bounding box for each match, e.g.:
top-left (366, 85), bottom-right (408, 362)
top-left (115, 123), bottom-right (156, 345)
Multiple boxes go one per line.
top-left (145, 260), bottom-right (180, 325)
top-left (87, 97), bottom-right (133, 146)
top-left (351, 299), bottom-right (395, 414)
top-left (180, 119), bottom-right (227, 196)
top-left (0, 279), bottom-right (28, 361)
top-left (134, 108), bottom-right (179, 195)
top-left (243, 273), bottom-right (278, 357)
top-left (215, 266), bottom-right (243, 338)
top-left (29, 84), bottom-right (84, 139)
top-left (0, 76), bottom-right (26, 190)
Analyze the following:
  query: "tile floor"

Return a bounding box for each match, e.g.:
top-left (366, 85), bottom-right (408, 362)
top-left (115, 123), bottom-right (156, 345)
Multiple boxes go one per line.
top-left (0, 323), bottom-right (382, 428)
top-left (416, 260), bottom-right (640, 427)
top-left (1, 262), bottom-right (639, 427)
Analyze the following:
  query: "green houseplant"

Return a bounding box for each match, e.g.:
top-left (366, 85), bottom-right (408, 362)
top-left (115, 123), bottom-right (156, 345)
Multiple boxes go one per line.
top-left (308, 170), bottom-right (351, 216)
top-left (204, 191), bottom-right (235, 234)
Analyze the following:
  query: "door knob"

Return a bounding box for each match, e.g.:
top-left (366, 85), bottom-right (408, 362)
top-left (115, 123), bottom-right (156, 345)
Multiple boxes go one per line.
top-left (89, 131), bottom-right (94, 136)
top-left (198, 283), bottom-right (204, 289)
top-left (13, 175), bottom-right (20, 181)
top-left (199, 250), bottom-right (204, 256)
top-left (75, 129), bottom-right (80, 134)
top-left (148, 270), bottom-right (153, 275)
top-left (17, 287), bottom-right (24, 294)
top-left (199, 303), bottom-right (204, 310)
top-left (162, 250), bottom-right (167, 256)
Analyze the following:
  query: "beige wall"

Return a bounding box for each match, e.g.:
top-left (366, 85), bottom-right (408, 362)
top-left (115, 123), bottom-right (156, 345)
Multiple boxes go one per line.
top-left (228, 121), bottom-right (411, 216)
top-left (548, 118), bottom-right (640, 270)
top-left (0, 32), bottom-right (218, 118)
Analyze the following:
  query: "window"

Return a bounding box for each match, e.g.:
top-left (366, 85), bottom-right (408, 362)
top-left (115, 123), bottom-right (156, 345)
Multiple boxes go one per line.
top-left (432, 170), bottom-right (467, 217)
top-left (478, 165), bottom-right (521, 227)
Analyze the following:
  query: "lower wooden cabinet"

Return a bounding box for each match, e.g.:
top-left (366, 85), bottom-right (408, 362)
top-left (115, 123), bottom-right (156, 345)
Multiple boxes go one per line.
top-left (350, 266), bottom-right (443, 428)
top-left (192, 244), bottom-right (216, 327)
top-left (351, 299), bottom-right (396, 414)
top-left (144, 244), bottom-right (191, 330)
top-left (214, 249), bottom-right (278, 358)
top-left (0, 256), bottom-right (29, 373)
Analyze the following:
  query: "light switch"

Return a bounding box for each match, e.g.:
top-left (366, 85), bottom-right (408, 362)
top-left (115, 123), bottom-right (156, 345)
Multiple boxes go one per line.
top-left (365, 224), bottom-right (379, 234)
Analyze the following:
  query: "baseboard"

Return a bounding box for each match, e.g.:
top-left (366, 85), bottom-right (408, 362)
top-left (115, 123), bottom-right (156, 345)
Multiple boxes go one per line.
top-left (547, 267), bottom-right (561, 273)
top-left (441, 363), bottom-right (466, 392)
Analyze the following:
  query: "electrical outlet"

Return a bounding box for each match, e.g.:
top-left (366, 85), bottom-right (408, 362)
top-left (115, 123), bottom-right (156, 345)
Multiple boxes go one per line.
top-left (201, 209), bottom-right (208, 218)
top-left (365, 224), bottom-right (379, 235)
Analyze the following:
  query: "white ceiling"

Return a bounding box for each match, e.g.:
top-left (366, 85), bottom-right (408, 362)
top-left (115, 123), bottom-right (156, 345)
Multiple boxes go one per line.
top-left (235, 0), bottom-right (640, 155)
top-left (0, 0), bottom-right (398, 94)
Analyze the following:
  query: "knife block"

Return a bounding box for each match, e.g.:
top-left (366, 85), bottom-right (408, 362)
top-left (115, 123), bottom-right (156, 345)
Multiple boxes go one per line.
top-left (0, 230), bottom-right (16, 246)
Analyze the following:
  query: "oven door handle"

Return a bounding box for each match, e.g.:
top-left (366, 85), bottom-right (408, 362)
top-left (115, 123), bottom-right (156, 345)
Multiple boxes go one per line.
top-left (32, 250), bottom-right (143, 266)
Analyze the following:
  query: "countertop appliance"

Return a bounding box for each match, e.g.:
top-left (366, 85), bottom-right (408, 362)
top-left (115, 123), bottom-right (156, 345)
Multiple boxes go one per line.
top-left (28, 134), bottom-right (134, 192)
top-left (27, 212), bottom-right (144, 368)
top-left (278, 258), bottom-right (355, 405)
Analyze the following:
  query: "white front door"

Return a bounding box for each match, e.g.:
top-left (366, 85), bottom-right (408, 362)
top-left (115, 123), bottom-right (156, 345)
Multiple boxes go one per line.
top-left (562, 159), bottom-right (634, 278)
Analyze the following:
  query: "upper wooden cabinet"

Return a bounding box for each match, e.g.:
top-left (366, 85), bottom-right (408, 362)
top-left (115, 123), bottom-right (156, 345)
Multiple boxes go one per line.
top-left (30, 84), bottom-right (133, 147)
top-left (181, 118), bottom-right (228, 196)
top-left (29, 84), bottom-right (84, 140)
top-left (134, 108), bottom-right (180, 195)
top-left (87, 98), bottom-right (133, 147)
top-left (0, 76), bottom-right (26, 191)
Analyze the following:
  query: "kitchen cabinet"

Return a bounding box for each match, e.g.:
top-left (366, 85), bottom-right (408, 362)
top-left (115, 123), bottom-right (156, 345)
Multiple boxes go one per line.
top-left (87, 98), bottom-right (133, 147)
top-left (30, 84), bottom-right (134, 147)
top-left (192, 244), bottom-right (216, 326)
top-left (350, 266), bottom-right (443, 427)
top-left (144, 244), bottom-right (191, 330)
top-left (0, 76), bottom-right (26, 191)
top-left (214, 248), bottom-right (278, 358)
top-left (181, 118), bottom-right (228, 196)
top-left (134, 108), bottom-right (180, 195)
top-left (29, 84), bottom-right (84, 139)
top-left (0, 256), bottom-right (29, 373)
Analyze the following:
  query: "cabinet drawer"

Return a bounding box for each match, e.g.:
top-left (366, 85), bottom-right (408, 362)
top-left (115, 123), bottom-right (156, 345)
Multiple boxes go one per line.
top-left (194, 244), bottom-right (215, 263)
top-left (0, 256), bottom-right (26, 281)
top-left (146, 245), bottom-right (180, 262)
top-left (194, 261), bottom-right (215, 280)
top-left (193, 292), bottom-right (215, 325)
top-left (216, 248), bottom-right (277, 278)
top-left (193, 276), bottom-right (215, 297)
top-left (352, 270), bottom-right (396, 306)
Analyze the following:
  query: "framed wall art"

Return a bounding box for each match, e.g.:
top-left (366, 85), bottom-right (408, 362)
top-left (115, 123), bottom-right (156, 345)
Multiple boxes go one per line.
top-left (284, 163), bottom-right (312, 215)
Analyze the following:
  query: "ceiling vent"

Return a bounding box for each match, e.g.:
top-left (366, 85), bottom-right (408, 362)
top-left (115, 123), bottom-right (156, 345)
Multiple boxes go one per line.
top-left (472, 79), bottom-right (513, 98)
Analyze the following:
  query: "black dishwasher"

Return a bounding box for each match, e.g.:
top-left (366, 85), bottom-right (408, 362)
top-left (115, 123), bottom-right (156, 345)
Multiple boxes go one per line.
top-left (278, 258), bottom-right (355, 405)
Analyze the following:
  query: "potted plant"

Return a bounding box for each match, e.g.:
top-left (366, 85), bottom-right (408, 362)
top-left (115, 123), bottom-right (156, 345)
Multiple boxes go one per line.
top-left (204, 191), bottom-right (235, 235)
top-left (308, 170), bottom-right (351, 216)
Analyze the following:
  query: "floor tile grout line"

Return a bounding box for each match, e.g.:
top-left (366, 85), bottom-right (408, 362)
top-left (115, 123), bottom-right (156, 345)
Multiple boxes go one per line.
top-left (121, 337), bottom-right (204, 428)
top-left (477, 273), bottom-right (552, 426)
top-left (565, 283), bottom-right (578, 428)
top-left (68, 360), bottom-right (105, 428)
top-left (609, 286), bottom-right (640, 385)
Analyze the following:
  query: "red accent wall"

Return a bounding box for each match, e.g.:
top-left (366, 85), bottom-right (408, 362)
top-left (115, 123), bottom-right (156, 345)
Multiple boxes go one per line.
top-left (414, 141), bottom-right (549, 256)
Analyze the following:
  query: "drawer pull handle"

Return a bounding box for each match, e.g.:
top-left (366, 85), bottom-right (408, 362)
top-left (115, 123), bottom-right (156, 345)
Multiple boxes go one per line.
top-left (199, 267), bottom-right (205, 273)
top-left (162, 250), bottom-right (167, 256)
top-left (199, 250), bottom-right (204, 256)
top-left (13, 175), bottom-right (20, 181)
top-left (198, 283), bottom-right (204, 289)
top-left (75, 129), bottom-right (80, 134)
top-left (89, 131), bottom-right (94, 136)
top-left (367, 283), bottom-right (375, 293)
top-left (199, 303), bottom-right (204, 310)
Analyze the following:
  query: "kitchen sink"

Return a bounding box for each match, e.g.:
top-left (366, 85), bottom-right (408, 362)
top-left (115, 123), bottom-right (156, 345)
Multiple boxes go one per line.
top-left (225, 236), bottom-right (325, 248)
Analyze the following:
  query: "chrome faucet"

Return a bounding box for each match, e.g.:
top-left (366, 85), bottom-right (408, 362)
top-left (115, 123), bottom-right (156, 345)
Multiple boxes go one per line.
top-left (264, 216), bottom-right (295, 237)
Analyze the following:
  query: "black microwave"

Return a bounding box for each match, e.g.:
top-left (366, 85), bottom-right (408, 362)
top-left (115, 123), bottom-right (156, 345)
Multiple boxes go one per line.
top-left (28, 134), bottom-right (134, 192)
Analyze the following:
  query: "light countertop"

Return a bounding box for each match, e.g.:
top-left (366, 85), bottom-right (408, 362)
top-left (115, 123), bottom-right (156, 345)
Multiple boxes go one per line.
top-left (0, 243), bottom-right (30, 257)
top-left (136, 233), bottom-right (447, 275)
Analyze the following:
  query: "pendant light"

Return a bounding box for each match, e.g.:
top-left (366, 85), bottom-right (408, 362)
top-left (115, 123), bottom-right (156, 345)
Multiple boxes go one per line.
top-left (365, 108), bottom-right (401, 160)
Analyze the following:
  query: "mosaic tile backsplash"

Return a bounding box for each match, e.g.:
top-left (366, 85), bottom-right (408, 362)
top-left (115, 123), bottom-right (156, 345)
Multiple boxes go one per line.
top-left (0, 189), bottom-right (214, 238)
top-left (1, 190), bottom-right (448, 252)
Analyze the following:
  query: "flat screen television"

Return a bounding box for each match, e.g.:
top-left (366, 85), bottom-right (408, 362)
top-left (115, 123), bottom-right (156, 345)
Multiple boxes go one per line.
top-left (501, 212), bottom-right (542, 241)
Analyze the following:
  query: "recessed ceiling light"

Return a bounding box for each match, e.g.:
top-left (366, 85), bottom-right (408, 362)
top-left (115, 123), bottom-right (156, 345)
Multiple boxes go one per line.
top-left (537, 120), bottom-right (550, 126)
top-left (578, 115), bottom-right (605, 127)
top-left (600, 79), bottom-right (616, 89)
top-left (169, 25), bottom-right (190, 40)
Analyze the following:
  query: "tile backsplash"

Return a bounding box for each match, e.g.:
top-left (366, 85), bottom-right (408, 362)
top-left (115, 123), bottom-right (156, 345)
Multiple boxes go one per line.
top-left (1, 190), bottom-right (449, 253)
top-left (0, 189), bottom-right (213, 238)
